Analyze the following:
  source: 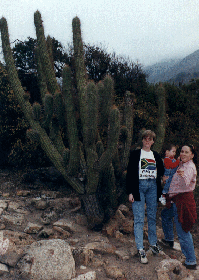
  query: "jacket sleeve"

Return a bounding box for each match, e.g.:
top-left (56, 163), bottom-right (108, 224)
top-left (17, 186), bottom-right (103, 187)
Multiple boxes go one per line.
top-left (164, 158), bottom-right (180, 169)
top-left (126, 150), bottom-right (141, 200)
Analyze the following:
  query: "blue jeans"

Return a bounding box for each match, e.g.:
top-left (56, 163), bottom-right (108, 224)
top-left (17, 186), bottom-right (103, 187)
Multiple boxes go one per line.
top-left (161, 203), bottom-right (196, 265)
top-left (132, 179), bottom-right (157, 250)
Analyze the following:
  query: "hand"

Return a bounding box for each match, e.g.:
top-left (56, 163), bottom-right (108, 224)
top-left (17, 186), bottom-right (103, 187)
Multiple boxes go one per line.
top-left (162, 175), bottom-right (169, 184)
top-left (129, 193), bottom-right (134, 203)
top-left (177, 156), bottom-right (180, 161)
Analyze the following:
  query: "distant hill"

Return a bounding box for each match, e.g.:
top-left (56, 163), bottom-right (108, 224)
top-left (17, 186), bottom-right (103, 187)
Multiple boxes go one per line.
top-left (144, 49), bottom-right (199, 84)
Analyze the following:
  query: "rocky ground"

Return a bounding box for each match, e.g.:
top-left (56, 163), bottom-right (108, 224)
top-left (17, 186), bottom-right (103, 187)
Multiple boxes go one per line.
top-left (0, 167), bottom-right (198, 280)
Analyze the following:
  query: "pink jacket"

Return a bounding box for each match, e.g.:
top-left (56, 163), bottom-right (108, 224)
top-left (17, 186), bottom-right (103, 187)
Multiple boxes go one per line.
top-left (168, 160), bottom-right (197, 197)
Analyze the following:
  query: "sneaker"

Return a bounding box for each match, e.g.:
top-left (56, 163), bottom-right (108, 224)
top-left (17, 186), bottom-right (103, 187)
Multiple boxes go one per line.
top-left (150, 244), bottom-right (163, 254)
top-left (183, 263), bottom-right (197, 270)
top-left (138, 249), bottom-right (148, 264)
top-left (161, 239), bottom-right (174, 248)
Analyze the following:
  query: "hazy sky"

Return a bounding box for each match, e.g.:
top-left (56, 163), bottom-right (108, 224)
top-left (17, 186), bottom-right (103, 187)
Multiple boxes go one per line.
top-left (1, 0), bottom-right (199, 66)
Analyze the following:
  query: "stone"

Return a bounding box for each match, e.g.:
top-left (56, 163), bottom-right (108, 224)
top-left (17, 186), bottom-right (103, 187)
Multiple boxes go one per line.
top-left (114, 209), bottom-right (126, 222)
top-left (120, 218), bottom-right (134, 234)
top-left (2, 193), bottom-right (10, 198)
top-left (37, 228), bottom-right (54, 238)
top-left (118, 204), bottom-right (130, 215)
top-left (85, 241), bottom-right (116, 254)
top-left (31, 198), bottom-right (48, 210)
top-left (53, 218), bottom-right (80, 233)
top-left (0, 239), bottom-right (24, 267)
top-left (104, 265), bottom-right (125, 279)
top-left (72, 271), bottom-right (96, 280)
top-left (8, 201), bottom-right (28, 214)
top-left (24, 222), bottom-right (43, 234)
top-left (115, 249), bottom-right (130, 260)
top-left (155, 259), bottom-right (191, 279)
top-left (1, 230), bottom-right (34, 246)
top-left (2, 212), bottom-right (25, 226)
top-left (16, 190), bottom-right (31, 196)
top-left (102, 219), bottom-right (119, 237)
top-left (41, 210), bottom-right (57, 225)
top-left (74, 214), bottom-right (88, 226)
top-left (18, 239), bottom-right (76, 280)
top-left (1, 182), bottom-right (15, 191)
top-left (0, 200), bottom-right (8, 210)
top-left (53, 226), bottom-right (71, 238)
top-left (0, 263), bottom-right (9, 276)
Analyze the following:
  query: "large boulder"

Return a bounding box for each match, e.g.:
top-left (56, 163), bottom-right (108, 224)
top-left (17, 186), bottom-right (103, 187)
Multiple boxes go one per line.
top-left (18, 239), bottom-right (76, 280)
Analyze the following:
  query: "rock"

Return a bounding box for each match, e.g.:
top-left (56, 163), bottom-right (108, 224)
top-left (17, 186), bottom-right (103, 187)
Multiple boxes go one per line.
top-left (1, 182), bottom-right (15, 191)
top-left (2, 212), bottom-right (25, 226)
top-left (8, 201), bottom-right (28, 214)
top-left (24, 222), bottom-right (43, 234)
top-left (104, 265), bottom-right (125, 279)
top-left (16, 190), bottom-right (31, 196)
top-left (31, 198), bottom-right (48, 210)
top-left (85, 241), bottom-right (116, 254)
top-left (114, 209), bottom-right (126, 222)
top-left (37, 228), bottom-right (54, 238)
top-left (0, 263), bottom-right (9, 276)
top-left (2, 193), bottom-right (10, 198)
top-left (155, 259), bottom-right (191, 279)
top-left (102, 219), bottom-right (119, 237)
top-left (118, 204), bottom-right (130, 215)
top-left (18, 239), bottom-right (76, 280)
top-left (115, 230), bottom-right (124, 239)
top-left (0, 200), bottom-right (8, 210)
top-left (41, 190), bottom-right (57, 199)
top-left (53, 226), bottom-right (71, 238)
top-left (72, 271), bottom-right (96, 280)
top-left (120, 218), bottom-right (134, 234)
top-left (115, 249), bottom-right (130, 260)
top-left (41, 210), bottom-right (57, 225)
top-left (2, 230), bottom-right (34, 246)
top-left (53, 218), bottom-right (80, 233)
top-left (0, 239), bottom-right (24, 267)
top-left (74, 214), bottom-right (88, 226)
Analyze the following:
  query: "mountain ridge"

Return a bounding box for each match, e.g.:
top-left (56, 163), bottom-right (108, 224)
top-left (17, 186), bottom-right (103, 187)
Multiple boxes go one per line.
top-left (144, 49), bottom-right (199, 84)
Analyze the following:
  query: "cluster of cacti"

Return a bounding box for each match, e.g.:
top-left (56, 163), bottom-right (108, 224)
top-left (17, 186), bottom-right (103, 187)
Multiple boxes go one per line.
top-left (0, 11), bottom-right (167, 227)
top-left (0, 11), bottom-right (134, 228)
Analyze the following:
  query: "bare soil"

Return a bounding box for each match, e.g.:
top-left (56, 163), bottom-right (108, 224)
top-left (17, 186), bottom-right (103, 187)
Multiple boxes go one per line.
top-left (0, 167), bottom-right (198, 280)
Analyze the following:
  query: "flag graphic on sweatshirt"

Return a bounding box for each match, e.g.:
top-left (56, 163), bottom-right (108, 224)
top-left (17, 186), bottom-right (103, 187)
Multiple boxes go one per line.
top-left (140, 158), bottom-right (156, 179)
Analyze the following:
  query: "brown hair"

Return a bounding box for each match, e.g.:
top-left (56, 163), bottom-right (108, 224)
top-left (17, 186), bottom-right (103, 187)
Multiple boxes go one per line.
top-left (141, 130), bottom-right (156, 141)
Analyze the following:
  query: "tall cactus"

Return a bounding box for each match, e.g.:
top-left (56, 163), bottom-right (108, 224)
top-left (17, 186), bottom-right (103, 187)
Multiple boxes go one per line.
top-left (153, 83), bottom-right (166, 153)
top-left (0, 11), bottom-right (133, 228)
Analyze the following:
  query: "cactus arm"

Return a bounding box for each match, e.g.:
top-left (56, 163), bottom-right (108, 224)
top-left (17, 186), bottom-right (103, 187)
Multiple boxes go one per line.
top-left (35, 47), bottom-right (48, 103)
top-left (34, 10), bottom-right (59, 95)
top-left (98, 76), bottom-right (114, 127)
top-left (153, 84), bottom-right (166, 153)
top-left (97, 106), bottom-right (120, 171)
top-left (120, 91), bottom-right (134, 170)
top-left (62, 65), bottom-right (80, 175)
top-left (72, 17), bottom-right (88, 143)
top-left (85, 148), bottom-right (99, 194)
top-left (85, 81), bottom-right (98, 148)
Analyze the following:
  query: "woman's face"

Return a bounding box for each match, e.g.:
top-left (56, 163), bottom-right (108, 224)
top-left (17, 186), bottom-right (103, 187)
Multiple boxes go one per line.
top-left (180, 146), bottom-right (194, 163)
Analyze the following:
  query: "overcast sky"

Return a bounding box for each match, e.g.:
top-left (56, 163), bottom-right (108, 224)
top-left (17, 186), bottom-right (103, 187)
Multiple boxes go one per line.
top-left (1, 0), bottom-right (199, 66)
